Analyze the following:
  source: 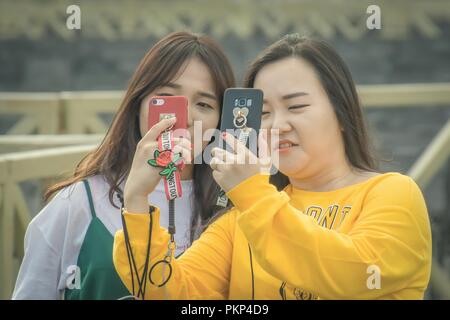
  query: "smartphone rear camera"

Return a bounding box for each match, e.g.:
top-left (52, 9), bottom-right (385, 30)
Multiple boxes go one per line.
top-left (152, 98), bottom-right (164, 106)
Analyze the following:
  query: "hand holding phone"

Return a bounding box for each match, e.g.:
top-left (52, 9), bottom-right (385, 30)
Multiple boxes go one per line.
top-left (213, 88), bottom-right (264, 207)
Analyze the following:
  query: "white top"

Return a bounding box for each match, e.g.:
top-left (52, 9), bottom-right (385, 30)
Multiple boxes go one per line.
top-left (12, 175), bottom-right (194, 300)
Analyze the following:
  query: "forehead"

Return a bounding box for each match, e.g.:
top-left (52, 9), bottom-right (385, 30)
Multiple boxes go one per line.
top-left (169, 57), bottom-right (215, 92)
top-left (253, 57), bottom-right (320, 97)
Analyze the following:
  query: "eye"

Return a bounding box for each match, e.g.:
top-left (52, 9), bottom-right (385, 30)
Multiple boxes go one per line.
top-left (261, 110), bottom-right (271, 116)
top-left (156, 92), bottom-right (174, 97)
top-left (288, 104), bottom-right (310, 110)
top-left (197, 102), bottom-right (214, 110)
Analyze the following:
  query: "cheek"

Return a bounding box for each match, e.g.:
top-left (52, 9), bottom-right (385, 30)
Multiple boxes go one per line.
top-left (276, 149), bottom-right (311, 177)
top-left (261, 118), bottom-right (273, 148)
top-left (313, 112), bottom-right (342, 150)
top-left (191, 107), bottom-right (220, 128)
top-left (297, 121), bottom-right (318, 149)
top-left (297, 110), bottom-right (338, 151)
top-left (198, 107), bottom-right (219, 128)
top-left (202, 114), bottom-right (219, 146)
top-left (190, 108), bottom-right (220, 148)
top-left (261, 118), bottom-right (271, 131)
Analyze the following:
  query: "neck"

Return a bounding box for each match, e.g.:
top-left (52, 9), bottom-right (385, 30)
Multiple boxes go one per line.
top-left (289, 161), bottom-right (359, 192)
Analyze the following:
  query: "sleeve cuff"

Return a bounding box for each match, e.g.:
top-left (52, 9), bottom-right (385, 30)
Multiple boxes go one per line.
top-left (122, 207), bottom-right (163, 245)
top-left (226, 173), bottom-right (277, 212)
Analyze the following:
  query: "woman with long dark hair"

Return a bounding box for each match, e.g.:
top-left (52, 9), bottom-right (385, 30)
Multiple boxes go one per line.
top-left (114, 34), bottom-right (431, 299)
top-left (13, 31), bottom-right (235, 299)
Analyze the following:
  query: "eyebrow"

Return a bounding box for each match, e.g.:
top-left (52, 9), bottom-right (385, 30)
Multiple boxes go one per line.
top-left (163, 82), bottom-right (217, 101)
top-left (282, 92), bottom-right (309, 100)
top-left (164, 82), bottom-right (181, 89)
top-left (198, 91), bottom-right (217, 101)
top-left (263, 91), bottom-right (309, 104)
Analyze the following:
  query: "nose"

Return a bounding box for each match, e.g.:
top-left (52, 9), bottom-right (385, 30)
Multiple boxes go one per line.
top-left (187, 102), bottom-right (194, 128)
top-left (271, 111), bottom-right (292, 134)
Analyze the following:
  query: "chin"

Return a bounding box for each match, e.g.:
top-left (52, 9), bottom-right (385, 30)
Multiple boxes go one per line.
top-left (276, 163), bottom-right (305, 177)
top-left (274, 154), bottom-right (308, 176)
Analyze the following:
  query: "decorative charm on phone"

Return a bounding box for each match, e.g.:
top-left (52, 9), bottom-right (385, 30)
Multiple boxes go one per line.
top-left (233, 107), bottom-right (249, 128)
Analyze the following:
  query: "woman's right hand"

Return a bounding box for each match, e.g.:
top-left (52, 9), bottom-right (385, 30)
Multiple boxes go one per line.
top-left (124, 117), bottom-right (192, 213)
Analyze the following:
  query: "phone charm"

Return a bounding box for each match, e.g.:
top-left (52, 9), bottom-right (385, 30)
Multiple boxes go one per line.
top-left (147, 131), bottom-right (184, 199)
top-left (232, 106), bottom-right (253, 144)
top-left (232, 107), bottom-right (249, 128)
top-left (147, 128), bottom-right (184, 287)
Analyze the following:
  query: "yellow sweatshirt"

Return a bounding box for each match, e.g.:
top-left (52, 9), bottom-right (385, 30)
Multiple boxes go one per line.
top-left (113, 172), bottom-right (432, 299)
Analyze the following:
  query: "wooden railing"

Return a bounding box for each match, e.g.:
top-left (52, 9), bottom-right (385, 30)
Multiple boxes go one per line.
top-left (0, 93), bottom-right (61, 134)
top-left (1, 83), bottom-right (449, 135)
top-left (1, 83), bottom-right (449, 299)
top-left (407, 118), bottom-right (450, 299)
top-left (0, 91), bottom-right (124, 134)
top-left (0, 145), bottom-right (97, 298)
top-left (0, 135), bottom-right (104, 154)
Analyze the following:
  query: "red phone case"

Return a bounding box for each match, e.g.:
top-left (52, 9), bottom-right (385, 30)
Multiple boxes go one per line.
top-left (148, 96), bottom-right (188, 133)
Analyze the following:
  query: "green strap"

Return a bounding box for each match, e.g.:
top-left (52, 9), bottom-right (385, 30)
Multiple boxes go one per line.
top-left (64, 179), bottom-right (130, 300)
top-left (82, 179), bottom-right (97, 219)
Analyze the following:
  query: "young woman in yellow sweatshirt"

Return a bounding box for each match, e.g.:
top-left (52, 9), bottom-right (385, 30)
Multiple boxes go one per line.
top-left (113, 34), bottom-right (432, 300)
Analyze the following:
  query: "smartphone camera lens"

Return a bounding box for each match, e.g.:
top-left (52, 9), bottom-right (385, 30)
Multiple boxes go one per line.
top-left (152, 98), bottom-right (164, 106)
top-left (239, 98), bottom-right (246, 107)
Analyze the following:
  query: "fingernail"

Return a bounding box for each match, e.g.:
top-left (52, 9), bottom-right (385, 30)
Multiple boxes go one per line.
top-left (222, 132), bottom-right (227, 138)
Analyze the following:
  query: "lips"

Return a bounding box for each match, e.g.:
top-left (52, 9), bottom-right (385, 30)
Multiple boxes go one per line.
top-left (274, 139), bottom-right (299, 152)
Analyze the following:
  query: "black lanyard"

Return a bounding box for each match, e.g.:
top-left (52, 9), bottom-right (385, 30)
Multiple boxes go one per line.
top-left (117, 193), bottom-right (176, 299)
top-left (148, 199), bottom-right (174, 288)
top-left (117, 193), bottom-right (153, 299)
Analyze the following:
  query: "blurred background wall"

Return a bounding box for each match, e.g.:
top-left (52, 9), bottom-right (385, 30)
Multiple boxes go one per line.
top-left (0, 0), bottom-right (449, 299)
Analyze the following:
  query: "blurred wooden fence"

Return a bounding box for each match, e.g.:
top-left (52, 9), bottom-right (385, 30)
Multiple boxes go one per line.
top-left (1, 84), bottom-right (450, 135)
top-left (0, 83), bottom-right (449, 299)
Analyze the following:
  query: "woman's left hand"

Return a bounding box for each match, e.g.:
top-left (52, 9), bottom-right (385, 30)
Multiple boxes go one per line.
top-left (210, 131), bottom-right (271, 192)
